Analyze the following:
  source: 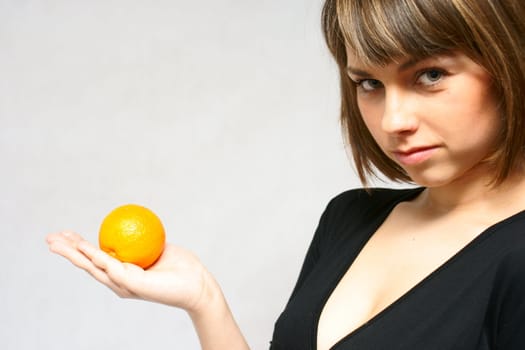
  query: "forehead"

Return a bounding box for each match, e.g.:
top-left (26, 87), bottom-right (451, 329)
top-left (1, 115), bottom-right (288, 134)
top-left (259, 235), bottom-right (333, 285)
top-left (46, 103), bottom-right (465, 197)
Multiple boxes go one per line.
top-left (346, 50), bottom-right (493, 92)
top-left (345, 49), bottom-right (371, 68)
top-left (345, 47), bottom-right (461, 72)
top-left (345, 48), bottom-right (402, 71)
top-left (336, 0), bottom-right (462, 66)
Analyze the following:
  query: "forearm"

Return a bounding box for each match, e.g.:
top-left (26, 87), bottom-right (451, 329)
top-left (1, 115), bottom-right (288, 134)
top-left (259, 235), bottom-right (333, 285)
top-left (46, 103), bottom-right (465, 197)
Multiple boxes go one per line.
top-left (184, 270), bottom-right (250, 350)
top-left (189, 288), bottom-right (250, 350)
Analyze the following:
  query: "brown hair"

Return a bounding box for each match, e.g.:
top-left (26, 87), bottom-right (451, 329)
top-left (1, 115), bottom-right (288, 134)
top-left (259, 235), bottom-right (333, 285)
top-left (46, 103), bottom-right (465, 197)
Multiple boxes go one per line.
top-left (321, 0), bottom-right (525, 185)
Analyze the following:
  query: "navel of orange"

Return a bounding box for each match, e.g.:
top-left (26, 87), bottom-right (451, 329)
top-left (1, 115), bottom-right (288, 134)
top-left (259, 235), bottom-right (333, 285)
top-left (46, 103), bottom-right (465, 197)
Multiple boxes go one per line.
top-left (98, 204), bottom-right (165, 269)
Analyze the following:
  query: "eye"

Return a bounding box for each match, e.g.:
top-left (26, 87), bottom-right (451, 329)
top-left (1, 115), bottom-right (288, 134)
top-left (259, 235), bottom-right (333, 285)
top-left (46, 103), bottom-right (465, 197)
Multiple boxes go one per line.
top-left (357, 79), bottom-right (383, 92)
top-left (416, 69), bottom-right (445, 86)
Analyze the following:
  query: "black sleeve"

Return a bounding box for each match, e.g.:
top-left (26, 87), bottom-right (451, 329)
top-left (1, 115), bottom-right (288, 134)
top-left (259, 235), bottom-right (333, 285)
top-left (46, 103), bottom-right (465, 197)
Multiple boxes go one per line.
top-left (286, 187), bottom-right (418, 301)
top-left (286, 198), bottom-right (332, 301)
top-left (286, 189), bottom-right (364, 301)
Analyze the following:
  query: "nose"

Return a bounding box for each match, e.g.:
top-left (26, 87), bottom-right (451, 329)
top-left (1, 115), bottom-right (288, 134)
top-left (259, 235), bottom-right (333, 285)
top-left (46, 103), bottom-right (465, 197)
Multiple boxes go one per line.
top-left (381, 89), bottom-right (419, 135)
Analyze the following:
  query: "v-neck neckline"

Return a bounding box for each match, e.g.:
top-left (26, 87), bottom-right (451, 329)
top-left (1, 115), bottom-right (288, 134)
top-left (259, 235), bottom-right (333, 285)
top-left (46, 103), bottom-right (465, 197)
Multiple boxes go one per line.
top-left (313, 187), bottom-right (525, 350)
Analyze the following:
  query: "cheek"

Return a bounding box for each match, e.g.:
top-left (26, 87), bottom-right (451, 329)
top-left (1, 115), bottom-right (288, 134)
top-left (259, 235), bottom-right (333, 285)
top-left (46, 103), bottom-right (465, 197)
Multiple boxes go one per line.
top-left (358, 99), bottom-right (386, 145)
top-left (446, 70), bottom-right (500, 137)
top-left (441, 87), bottom-right (500, 143)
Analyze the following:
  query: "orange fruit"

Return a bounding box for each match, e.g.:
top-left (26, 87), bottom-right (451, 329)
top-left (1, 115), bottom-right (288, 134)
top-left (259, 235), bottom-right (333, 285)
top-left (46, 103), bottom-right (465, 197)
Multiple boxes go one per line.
top-left (98, 204), bottom-right (165, 269)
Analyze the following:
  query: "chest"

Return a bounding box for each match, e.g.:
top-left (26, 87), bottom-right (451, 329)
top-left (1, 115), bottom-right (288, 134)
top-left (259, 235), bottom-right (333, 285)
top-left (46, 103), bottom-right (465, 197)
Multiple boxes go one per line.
top-left (271, 190), bottom-right (525, 350)
top-left (271, 222), bottom-right (504, 350)
top-left (316, 207), bottom-right (496, 350)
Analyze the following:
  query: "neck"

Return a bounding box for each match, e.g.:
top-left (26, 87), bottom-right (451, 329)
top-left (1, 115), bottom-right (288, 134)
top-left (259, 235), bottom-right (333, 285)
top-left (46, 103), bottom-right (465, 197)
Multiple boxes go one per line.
top-left (414, 166), bottom-right (525, 216)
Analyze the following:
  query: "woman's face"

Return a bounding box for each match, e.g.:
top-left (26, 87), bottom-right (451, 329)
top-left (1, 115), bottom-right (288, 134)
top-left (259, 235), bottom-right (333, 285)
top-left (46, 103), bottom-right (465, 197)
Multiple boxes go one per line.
top-left (346, 51), bottom-right (501, 188)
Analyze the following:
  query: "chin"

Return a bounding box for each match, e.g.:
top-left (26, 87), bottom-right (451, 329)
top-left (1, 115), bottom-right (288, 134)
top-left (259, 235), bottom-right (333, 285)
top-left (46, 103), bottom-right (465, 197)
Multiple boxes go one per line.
top-left (405, 170), bottom-right (459, 188)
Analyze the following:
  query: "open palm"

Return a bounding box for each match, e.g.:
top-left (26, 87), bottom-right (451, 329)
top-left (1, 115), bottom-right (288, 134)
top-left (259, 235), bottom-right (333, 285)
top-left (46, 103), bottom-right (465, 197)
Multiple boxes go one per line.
top-left (46, 231), bottom-right (217, 314)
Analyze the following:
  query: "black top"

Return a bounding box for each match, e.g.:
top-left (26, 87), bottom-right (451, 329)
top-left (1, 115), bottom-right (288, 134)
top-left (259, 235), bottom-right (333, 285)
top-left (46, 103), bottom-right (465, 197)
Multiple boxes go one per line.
top-left (270, 188), bottom-right (525, 350)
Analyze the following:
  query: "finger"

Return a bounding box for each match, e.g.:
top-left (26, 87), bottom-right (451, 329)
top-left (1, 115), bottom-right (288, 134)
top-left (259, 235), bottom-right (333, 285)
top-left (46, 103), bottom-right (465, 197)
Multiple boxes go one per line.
top-left (46, 231), bottom-right (80, 246)
top-left (47, 232), bottom-right (100, 273)
top-left (77, 239), bottom-right (118, 272)
top-left (48, 237), bottom-right (94, 271)
top-left (48, 233), bottom-right (133, 296)
top-left (77, 240), bottom-right (140, 295)
top-left (48, 231), bottom-right (128, 284)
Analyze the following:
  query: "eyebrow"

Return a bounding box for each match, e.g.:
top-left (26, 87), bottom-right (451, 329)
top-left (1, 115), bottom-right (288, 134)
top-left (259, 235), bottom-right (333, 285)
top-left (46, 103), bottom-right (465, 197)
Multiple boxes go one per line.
top-left (346, 58), bottom-right (422, 77)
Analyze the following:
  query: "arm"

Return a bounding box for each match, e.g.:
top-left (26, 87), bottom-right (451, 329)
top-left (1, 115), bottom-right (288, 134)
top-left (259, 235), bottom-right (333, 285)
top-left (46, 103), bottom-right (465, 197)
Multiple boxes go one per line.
top-left (46, 231), bottom-right (250, 350)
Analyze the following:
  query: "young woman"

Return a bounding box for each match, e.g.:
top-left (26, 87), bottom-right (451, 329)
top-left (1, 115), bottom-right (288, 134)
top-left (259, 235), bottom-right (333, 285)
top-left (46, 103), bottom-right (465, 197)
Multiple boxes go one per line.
top-left (47, 0), bottom-right (525, 349)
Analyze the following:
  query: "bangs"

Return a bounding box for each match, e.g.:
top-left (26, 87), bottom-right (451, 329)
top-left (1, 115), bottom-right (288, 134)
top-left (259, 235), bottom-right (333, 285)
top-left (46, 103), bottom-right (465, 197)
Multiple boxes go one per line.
top-left (336, 0), bottom-right (466, 65)
top-left (322, 0), bottom-right (525, 185)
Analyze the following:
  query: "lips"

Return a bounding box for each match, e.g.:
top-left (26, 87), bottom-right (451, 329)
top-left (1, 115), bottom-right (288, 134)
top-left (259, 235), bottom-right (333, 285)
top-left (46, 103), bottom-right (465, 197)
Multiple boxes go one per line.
top-left (392, 146), bottom-right (438, 165)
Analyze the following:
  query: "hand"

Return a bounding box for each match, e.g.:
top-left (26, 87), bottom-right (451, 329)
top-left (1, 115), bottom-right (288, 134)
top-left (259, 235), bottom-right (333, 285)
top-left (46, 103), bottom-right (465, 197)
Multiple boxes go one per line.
top-left (47, 231), bottom-right (250, 349)
top-left (46, 231), bottom-right (219, 314)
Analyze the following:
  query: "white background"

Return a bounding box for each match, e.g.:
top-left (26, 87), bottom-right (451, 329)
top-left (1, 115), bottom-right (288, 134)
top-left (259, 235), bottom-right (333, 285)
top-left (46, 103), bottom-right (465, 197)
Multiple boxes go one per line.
top-left (1, 0), bottom-right (366, 349)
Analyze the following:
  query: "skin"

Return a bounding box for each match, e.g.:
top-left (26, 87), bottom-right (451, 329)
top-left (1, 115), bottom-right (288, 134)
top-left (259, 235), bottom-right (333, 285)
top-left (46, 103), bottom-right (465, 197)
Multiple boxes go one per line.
top-left (316, 51), bottom-right (525, 350)
top-left (349, 51), bottom-right (500, 189)
top-left (46, 50), bottom-right (525, 350)
top-left (46, 231), bottom-right (250, 350)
